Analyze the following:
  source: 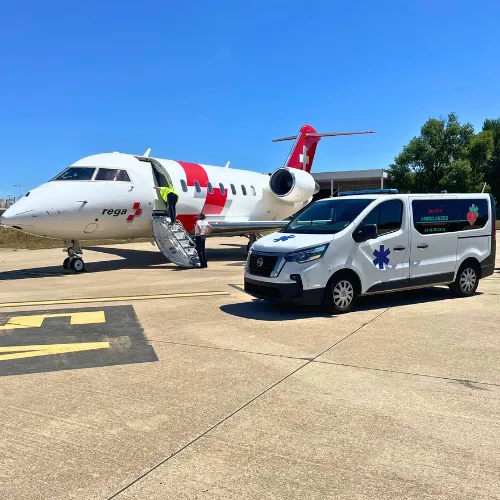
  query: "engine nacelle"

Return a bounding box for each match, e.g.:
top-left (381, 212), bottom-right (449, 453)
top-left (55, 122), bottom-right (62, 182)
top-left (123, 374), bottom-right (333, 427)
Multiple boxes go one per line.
top-left (269, 167), bottom-right (319, 203)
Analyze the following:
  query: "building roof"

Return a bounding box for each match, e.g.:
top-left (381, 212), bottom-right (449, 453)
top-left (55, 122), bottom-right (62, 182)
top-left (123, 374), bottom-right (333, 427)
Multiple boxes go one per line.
top-left (312, 169), bottom-right (389, 182)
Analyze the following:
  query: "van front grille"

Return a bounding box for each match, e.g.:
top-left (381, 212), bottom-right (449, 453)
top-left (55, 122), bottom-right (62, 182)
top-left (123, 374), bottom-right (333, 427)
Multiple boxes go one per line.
top-left (248, 254), bottom-right (278, 277)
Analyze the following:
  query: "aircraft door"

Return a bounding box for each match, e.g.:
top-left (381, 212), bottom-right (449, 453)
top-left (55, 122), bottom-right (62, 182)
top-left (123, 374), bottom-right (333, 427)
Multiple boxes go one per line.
top-left (137, 157), bottom-right (173, 212)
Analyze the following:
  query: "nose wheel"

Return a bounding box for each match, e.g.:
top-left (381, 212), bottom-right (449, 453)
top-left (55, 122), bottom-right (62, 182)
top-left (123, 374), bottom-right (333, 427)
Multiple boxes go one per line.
top-left (63, 240), bottom-right (85, 273)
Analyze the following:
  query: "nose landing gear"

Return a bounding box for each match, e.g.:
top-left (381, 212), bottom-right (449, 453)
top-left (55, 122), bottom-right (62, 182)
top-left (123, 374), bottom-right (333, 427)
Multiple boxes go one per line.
top-left (63, 240), bottom-right (85, 272)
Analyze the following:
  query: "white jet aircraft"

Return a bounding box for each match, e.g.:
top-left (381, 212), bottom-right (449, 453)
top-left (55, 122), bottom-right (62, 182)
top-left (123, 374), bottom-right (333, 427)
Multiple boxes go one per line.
top-left (1, 124), bottom-right (374, 271)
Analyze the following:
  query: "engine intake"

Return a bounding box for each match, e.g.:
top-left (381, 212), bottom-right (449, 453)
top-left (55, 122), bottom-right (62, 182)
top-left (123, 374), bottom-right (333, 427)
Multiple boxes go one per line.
top-left (269, 167), bottom-right (319, 203)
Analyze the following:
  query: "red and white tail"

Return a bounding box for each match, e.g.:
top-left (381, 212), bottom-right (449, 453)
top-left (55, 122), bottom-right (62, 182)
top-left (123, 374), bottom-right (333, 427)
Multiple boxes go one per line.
top-left (273, 124), bottom-right (376, 173)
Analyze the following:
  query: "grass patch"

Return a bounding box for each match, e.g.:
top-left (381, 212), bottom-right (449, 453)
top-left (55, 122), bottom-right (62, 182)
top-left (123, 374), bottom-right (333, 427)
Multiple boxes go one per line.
top-left (0, 227), bottom-right (149, 249)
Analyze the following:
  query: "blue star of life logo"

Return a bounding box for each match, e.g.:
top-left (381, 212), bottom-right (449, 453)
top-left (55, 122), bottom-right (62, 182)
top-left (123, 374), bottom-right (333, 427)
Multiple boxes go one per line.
top-left (372, 245), bottom-right (390, 270)
top-left (273, 235), bottom-right (296, 242)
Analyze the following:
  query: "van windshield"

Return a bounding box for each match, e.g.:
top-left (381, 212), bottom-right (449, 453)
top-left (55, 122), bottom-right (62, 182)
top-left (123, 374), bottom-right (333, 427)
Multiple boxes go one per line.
top-left (283, 198), bottom-right (375, 234)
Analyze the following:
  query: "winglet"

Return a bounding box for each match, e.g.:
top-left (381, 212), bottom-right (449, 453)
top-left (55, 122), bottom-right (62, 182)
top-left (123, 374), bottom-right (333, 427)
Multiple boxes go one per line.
top-left (224, 161), bottom-right (230, 169)
top-left (143, 148), bottom-right (151, 158)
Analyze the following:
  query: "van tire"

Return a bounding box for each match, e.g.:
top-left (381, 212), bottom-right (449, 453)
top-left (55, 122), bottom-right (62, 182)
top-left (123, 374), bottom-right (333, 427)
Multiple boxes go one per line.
top-left (450, 262), bottom-right (480, 298)
top-left (323, 275), bottom-right (357, 314)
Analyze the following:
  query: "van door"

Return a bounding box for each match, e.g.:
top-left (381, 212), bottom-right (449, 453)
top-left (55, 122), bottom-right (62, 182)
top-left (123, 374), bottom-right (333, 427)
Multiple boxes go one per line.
top-left (354, 198), bottom-right (410, 293)
top-left (409, 196), bottom-right (458, 286)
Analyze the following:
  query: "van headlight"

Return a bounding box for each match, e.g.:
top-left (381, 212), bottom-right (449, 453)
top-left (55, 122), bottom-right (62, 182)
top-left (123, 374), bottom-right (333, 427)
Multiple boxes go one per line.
top-left (284, 244), bottom-right (329, 264)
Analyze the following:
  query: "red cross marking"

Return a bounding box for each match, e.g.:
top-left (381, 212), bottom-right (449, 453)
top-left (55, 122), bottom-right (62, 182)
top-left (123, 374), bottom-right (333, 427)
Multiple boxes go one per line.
top-left (126, 202), bottom-right (143, 222)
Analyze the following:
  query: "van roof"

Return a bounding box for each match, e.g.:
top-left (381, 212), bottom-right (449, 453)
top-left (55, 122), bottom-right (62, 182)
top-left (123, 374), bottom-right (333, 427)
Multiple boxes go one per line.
top-left (317, 193), bottom-right (491, 202)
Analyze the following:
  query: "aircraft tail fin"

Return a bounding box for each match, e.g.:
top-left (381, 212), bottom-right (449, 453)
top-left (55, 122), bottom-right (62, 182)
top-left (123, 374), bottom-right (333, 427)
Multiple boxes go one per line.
top-left (272, 125), bottom-right (375, 173)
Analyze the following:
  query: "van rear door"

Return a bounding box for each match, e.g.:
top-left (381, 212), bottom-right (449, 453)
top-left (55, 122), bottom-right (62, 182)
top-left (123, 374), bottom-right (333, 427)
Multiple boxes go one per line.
top-left (409, 196), bottom-right (458, 286)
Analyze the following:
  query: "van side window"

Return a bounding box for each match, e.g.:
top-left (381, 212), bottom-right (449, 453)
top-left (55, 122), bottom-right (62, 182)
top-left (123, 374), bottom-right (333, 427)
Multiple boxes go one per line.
top-left (361, 199), bottom-right (403, 235)
top-left (378, 200), bottom-right (403, 235)
top-left (458, 199), bottom-right (488, 231)
top-left (219, 183), bottom-right (226, 195)
top-left (230, 184), bottom-right (237, 195)
top-left (194, 181), bottom-right (201, 193)
top-left (412, 200), bottom-right (458, 234)
top-left (180, 179), bottom-right (188, 192)
top-left (207, 182), bottom-right (214, 194)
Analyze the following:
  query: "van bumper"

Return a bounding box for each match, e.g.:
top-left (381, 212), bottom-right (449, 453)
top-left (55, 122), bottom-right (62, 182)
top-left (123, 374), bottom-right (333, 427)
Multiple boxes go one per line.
top-left (244, 277), bottom-right (325, 306)
top-left (481, 262), bottom-right (495, 278)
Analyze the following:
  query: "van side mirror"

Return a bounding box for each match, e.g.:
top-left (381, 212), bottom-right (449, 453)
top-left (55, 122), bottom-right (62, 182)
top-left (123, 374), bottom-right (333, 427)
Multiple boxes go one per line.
top-left (353, 224), bottom-right (378, 243)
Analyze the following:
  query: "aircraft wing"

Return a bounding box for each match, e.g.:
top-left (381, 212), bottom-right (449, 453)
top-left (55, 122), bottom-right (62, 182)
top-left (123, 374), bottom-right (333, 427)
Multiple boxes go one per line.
top-left (207, 220), bottom-right (288, 237)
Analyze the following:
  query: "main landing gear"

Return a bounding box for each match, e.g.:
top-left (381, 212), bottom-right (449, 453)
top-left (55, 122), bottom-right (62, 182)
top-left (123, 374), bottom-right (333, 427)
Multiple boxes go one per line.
top-left (246, 232), bottom-right (262, 253)
top-left (63, 240), bottom-right (85, 273)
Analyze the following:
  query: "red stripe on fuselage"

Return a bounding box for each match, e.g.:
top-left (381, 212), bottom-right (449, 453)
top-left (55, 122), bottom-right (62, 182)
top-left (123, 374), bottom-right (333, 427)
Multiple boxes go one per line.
top-left (177, 161), bottom-right (228, 220)
top-left (178, 161), bottom-right (208, 186)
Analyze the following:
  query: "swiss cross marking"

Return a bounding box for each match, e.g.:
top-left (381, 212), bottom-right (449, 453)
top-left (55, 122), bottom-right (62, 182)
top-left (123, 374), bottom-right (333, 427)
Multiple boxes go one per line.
top-left (299, 146), bottom-right (310, 170)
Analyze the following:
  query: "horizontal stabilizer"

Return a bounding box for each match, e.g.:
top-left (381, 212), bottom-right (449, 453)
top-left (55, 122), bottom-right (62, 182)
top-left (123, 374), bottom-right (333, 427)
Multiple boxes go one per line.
top-left (272, 131), bottom-right (375, 142)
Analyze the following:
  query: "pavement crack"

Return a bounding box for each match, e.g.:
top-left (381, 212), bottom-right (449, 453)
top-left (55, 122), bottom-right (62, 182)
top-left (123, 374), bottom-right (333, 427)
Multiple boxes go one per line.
top-left (314, 307), bottom-right (390, 359)
top-left (314, 360), bottom-right (500, 388)
top-left (149, 339), bottom-right (306, 361)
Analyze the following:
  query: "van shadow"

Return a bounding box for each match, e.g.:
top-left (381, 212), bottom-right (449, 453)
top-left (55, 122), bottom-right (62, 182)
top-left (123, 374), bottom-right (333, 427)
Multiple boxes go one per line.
top-left (220, 287), bottom-right (482, 321)
top-left (0, 244), bottom-right (247, 281)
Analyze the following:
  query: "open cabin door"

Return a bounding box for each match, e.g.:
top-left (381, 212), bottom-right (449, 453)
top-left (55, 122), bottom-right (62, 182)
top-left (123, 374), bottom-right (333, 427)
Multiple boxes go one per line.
top-left (135, 156), bottom-right (173, 213)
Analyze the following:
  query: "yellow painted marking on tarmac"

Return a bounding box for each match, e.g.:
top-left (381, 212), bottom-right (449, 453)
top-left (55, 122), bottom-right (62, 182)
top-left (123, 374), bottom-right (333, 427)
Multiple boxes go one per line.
top-left (0, 291), bottom-right (230, 309)
top-left (0, 342), bottom-right (110, 361)
top-left (0, 311), bottom-right (105, 331)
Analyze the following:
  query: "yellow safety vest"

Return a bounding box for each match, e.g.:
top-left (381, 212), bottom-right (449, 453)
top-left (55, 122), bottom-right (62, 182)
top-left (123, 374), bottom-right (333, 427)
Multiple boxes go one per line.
top-left (159, 186), bottom-right (178, 202)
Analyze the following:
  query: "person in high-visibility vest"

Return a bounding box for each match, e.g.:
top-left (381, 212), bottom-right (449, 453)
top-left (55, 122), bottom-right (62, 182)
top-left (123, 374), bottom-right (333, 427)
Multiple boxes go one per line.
top-left (154, 185), bottom-right (179, 225)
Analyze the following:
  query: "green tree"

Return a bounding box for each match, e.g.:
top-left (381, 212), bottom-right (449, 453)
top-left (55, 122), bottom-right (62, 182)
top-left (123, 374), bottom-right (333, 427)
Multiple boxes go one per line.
top-left (481, 118), bottom-right (500, 204)
top-left (389, 113), bottom-right (490, 194)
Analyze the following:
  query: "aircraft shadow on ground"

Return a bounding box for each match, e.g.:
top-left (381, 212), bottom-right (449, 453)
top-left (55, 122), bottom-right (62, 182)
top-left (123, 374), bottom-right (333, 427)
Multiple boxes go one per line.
top-left (221, 287), bottom-right (481, 321)
top-left (0, 245), bottom-right (247, 281)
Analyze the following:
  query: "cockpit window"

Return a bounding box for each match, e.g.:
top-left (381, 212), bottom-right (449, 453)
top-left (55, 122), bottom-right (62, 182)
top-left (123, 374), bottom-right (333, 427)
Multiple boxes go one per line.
top-left (115, 170), bottom-right (131, 182)
top-left (54, 167), bottom-right (96, 181)
top-left (95, 168), bottom-right (119, 181)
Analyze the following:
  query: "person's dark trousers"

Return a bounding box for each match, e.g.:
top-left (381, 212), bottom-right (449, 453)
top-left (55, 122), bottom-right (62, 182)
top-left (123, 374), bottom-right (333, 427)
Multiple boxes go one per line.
top-left (167, 192), bottom-right (178, 224)
top-left (195, 235), bottom-right (207, 268)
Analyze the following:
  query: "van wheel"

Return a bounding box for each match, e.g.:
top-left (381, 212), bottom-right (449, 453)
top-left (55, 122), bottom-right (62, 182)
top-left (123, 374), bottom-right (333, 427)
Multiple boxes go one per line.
top-left (323, 276), bottom-right (357, 314)
top-left (450, 263), bottom-right (479, 298)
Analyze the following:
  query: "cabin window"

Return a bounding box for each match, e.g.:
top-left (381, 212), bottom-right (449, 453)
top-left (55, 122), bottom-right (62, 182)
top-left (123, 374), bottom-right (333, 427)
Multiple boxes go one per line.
top-left (53, 167), bottom-right (96, 181)
top-left (241, 185), bottom-right (247, 196)
top-left (207, 182), bottom-right (214, 194)
top-left (194, 180), bottom-right (201, 193)
top-left (180, 179), bottom-right (188, 192)
top-left (219, 183), bottom-right (226, 195)
top-left (115, 170), bottom-right (131, 182)
top-left (250, 185), bottom-right (256, 196)
top-left (230, 184), bottom-right (237, 195)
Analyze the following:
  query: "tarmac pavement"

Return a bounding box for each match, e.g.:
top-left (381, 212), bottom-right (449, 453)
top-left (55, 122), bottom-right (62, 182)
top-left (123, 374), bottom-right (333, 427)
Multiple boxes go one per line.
top-left (0, 237), bottom-right (499, 499)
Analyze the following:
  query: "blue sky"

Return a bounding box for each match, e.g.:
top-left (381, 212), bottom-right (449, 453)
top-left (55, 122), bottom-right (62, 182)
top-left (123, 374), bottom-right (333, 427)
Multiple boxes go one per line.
top-left (1, 0), bottom-right (499, 197)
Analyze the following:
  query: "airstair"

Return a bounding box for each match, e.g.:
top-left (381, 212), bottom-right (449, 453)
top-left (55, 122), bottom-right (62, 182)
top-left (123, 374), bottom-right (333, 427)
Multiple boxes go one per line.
top-left (152, 216), bottom-right (201, 268)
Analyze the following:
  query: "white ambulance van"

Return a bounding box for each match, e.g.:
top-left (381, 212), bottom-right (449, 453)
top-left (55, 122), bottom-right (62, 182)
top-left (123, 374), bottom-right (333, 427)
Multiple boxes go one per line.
top-left (244, 190), bottom-right (496, 313)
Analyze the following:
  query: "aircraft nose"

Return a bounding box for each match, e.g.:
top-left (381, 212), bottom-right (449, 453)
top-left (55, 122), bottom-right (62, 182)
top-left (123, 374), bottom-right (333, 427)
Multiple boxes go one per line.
top-left (0, 205), bottom-right (35, 229)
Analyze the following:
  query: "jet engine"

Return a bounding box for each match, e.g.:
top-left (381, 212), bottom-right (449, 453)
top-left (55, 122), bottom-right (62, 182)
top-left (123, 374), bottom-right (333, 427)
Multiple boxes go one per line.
top-left (269, 167), bottom-right (319, 203)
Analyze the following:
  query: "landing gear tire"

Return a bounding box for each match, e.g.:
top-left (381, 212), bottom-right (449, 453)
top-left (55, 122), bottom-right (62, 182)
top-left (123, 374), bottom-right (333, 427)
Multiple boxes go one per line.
top-left (63, 258), bottom-right (70, 270)
top-left (71, 258), bottom-right (85, 273)
top-left (450, 263), bottom-right (479, 298)
top-left (323, 275), bottom-right (357, 314)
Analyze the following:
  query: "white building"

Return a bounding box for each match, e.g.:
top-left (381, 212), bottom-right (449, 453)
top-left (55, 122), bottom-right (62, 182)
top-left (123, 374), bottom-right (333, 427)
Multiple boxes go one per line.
top-left (312, 168), bottom-right (390, 200)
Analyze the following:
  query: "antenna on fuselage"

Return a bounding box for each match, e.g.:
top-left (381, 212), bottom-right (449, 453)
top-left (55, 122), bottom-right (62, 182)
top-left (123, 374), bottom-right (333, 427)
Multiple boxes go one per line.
top-left (143, 148), bottom-right (151, 158)
top-left (224, 161), bottom-right (230, 168)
